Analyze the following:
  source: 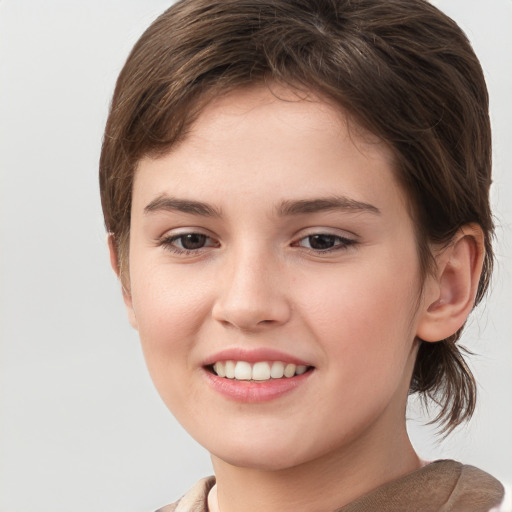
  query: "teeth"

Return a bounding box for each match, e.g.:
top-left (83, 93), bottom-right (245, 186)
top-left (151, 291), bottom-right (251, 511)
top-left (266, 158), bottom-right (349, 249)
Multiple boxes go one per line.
top-left (296, 365), bottom-right (307, 375)
top-left (284, 363), bottom-right (296, 378)
top-left (213, 362), bottom-right (226, 378)
top-left (270, 361), bottom-right (284, 379)
top-left (211, 360), bottom-right (309, 381)
top-left (225, 360), bottom-right (236, 379)
top-left (252, 361), bottom-right (271, 381)
top-left (234, 361), bottom-right (252, 380)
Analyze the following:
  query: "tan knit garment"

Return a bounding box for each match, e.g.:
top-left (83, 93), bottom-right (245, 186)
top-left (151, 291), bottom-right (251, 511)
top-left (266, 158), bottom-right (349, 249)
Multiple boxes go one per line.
top-left (156, 460), bottom-right (504, 512)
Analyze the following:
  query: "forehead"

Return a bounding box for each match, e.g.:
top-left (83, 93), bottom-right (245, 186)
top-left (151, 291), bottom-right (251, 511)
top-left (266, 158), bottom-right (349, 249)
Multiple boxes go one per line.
top-left (133, 85), bottom-right (407, 219)
top-left (182, 84), bottom-right (389, 161)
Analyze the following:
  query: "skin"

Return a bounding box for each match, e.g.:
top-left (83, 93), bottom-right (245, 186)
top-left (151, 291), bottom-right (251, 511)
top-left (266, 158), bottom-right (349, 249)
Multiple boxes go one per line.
top-left (116, 86), bottom-right (484, 512)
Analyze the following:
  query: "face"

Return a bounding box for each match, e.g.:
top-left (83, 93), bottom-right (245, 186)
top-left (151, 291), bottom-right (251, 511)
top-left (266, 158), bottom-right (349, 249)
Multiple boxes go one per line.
top-left (126, 86), bottom-right (431, 470)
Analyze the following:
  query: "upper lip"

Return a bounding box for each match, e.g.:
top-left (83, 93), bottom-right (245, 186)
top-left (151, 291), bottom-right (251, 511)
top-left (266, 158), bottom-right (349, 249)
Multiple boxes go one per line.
top-left (202, 347), bottom-right (312, 367)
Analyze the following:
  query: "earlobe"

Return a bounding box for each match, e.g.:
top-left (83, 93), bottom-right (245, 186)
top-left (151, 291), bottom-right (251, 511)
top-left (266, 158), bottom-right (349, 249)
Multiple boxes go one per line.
top-left (107, 234), bottom-right (139, 330)
top-left (416, 224), bottom-right (485, 342)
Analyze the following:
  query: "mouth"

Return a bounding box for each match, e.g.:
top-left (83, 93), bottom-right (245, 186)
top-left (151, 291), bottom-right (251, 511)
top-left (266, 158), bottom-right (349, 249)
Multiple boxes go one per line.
top-left (207, 360), bottom-right (313, 381)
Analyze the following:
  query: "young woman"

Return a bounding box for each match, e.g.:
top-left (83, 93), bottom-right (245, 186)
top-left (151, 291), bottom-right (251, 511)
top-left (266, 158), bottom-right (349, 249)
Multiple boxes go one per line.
top-left (100, 1), bottom-right (507, 510)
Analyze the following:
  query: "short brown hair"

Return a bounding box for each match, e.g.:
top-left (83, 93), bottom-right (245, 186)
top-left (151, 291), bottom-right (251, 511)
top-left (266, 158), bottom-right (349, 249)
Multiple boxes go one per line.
top-left (99, 0), bottom-right (493, 433)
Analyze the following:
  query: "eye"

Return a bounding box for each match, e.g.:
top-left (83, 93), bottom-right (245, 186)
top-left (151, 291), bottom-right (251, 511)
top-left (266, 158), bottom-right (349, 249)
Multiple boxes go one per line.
top-left (294, 233), bottom-right (355, 252)
top-left (160, 232), bottom-right (219, 254)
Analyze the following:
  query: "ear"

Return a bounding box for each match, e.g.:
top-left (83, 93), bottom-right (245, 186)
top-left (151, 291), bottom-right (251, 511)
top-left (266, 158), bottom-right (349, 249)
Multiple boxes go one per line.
top-left (416, 224), bottom-right (485, 342)
top-left (107, 234), bottom-right (139, 330)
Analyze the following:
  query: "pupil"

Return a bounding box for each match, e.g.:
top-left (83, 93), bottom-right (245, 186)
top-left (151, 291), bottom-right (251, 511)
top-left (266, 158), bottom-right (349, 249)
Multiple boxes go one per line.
top-left (182, 233), bottom-right (206, 250)
top-left (309, 234), bottom-right (335, 250)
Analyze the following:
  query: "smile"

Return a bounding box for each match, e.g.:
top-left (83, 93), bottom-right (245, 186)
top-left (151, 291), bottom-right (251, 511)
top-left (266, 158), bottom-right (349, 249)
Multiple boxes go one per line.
top-left (212, 360), bottom-right (310, 381)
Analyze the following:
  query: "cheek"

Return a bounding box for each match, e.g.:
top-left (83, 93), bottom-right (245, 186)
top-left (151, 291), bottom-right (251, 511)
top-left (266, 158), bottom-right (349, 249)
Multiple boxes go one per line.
top-left (298, 259), bottom-right (420, 376)
top-left (132, 258), bottom-right (210, 330)
top-left (129, 264), bottom-right (212, 388)
top-left (293, 266), bottom-right (421, 443)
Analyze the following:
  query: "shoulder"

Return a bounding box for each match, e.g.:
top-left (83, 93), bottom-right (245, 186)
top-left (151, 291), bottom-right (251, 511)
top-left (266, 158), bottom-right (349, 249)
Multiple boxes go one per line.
top-left (490, 481), bottom-right (512, 512)
top-left (154, 465), bottom-right (508, 512)
top-left (444, 461), bottom-right (506, 511)
top-left (155, 476), bottom-right (216, 512)
top-left (339, 460), bottom-right (505, 512)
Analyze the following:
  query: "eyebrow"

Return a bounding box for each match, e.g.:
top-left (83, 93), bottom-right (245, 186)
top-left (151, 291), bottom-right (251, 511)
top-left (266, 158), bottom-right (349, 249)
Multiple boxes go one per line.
top-left (144, 195), bottom-right (222, 217)
top-left (277, 196), bottom-right (380, 216)
top-left (143, 194), bottom-right (380, 218)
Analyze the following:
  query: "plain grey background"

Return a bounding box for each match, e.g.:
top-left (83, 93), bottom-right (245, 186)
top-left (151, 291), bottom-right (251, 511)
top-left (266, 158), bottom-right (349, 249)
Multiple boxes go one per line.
top-left (0, 1), bottom-right (511, 511)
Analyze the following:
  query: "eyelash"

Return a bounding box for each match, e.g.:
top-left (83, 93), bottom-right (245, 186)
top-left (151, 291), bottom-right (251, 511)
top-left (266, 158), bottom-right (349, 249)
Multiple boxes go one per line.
top-left (159, 232), bottom-right (356, 255)
top-left (159, 233), bottom-right (219, 255)
top-left (291, 233), bottom-right (356, 253)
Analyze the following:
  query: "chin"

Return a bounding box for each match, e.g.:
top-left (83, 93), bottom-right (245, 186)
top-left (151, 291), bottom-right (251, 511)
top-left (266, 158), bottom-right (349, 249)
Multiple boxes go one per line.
top-left (207, 435), bottom-right (325, 472)
top-left (216, 451), bottom-right (304, 472)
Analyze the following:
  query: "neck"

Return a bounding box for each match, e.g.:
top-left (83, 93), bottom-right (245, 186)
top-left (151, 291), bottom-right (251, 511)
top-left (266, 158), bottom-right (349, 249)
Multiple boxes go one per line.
top-left (209, 423), bottom-right (421, 512)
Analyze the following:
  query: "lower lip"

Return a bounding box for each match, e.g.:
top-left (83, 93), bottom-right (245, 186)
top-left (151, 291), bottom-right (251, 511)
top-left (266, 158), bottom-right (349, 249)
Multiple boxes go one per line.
top-left (203, 369), bottom-right (313, 403)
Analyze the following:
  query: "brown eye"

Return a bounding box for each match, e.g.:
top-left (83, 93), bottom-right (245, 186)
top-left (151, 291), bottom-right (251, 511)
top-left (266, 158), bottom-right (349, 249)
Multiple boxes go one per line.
top-left (177, 233), bottom-right (208, 250)
top-left (161, 232), bottom-right (219, 254)
top-left (307, 234), bottom-right (337, 250)
top-left (294, 233), bottom-right (355, 252)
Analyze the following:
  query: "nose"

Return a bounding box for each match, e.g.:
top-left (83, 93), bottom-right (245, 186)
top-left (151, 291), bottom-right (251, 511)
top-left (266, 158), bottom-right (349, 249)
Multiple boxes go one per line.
top-left (211, 247), bottom-right (292, 331)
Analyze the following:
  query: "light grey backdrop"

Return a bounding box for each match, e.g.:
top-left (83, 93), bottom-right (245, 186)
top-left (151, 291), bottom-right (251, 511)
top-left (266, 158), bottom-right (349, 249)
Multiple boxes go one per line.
top-left (0, 1), bottom-right (511, 511)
